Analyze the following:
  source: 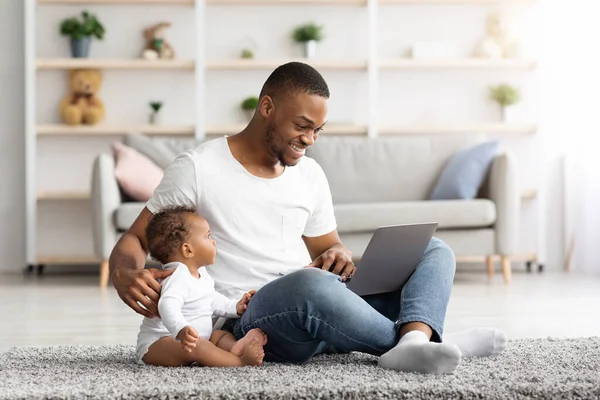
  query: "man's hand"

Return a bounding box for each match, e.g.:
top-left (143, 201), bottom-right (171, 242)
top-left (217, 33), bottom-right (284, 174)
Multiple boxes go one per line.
top-left (305, 244), bottom-right (356, 282)
top-left (236, 290), bottom-right (257, 316)
top-left (177, 326), bottom-right (199, 352)
top-left (112, 268), bottom-right (174, 318)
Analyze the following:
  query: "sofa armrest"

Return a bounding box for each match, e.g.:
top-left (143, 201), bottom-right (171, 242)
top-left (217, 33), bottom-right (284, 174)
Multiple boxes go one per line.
top-left (485, 151), bottom-right (520, 255)
top-left (91, 153), bottom-right (122, 261)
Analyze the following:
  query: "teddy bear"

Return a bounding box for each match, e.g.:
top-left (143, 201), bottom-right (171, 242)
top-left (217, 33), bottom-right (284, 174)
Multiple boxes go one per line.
top-left (474, 12), bottom-right (519, 59)
top-left (59, 69), bottom-right (105, 125)
top-left (141, 22), bottom-right (175, 60)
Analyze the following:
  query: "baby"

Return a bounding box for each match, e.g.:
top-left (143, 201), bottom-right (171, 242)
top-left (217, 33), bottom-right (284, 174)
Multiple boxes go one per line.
top-left (135, 205), bottom-right (268, 367)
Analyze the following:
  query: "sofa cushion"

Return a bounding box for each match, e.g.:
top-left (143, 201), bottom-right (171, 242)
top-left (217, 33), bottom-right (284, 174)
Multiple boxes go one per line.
top-left (112, 142), bottom-right (163, 202)
top-left (306, 135), bottom-right (485, 203)
top-left (430, 140), bottom-right (500, 200)
top-left (334, 200), bottom-right (496, 233)
top-left (114, 202), bottom-right (146, 231)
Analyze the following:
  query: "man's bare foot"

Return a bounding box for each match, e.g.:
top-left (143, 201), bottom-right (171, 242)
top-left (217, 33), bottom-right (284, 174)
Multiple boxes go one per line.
top-left (240, 339), bottom-right (265, 366)
top-left (231, 328), bottom-right (268, 356)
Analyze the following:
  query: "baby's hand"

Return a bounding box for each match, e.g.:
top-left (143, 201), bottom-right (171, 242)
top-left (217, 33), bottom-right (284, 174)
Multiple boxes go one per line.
top-left (236, 290), bottom-right (257, 316)
top-left (176, 326), bottom-right (199, 352)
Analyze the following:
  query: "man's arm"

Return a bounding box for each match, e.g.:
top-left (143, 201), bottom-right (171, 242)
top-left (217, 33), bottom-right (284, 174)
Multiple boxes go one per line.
top-left (302, 230), bottom-right (355, 282)
top-left (109, 206), bottom-right (174, 318)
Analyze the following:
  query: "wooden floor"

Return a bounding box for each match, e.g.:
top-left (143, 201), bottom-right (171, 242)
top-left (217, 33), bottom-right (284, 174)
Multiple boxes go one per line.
top-left (1, 269), bottom-right (599, 355)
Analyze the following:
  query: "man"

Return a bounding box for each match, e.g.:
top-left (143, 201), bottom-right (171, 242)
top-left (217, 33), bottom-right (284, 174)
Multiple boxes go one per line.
top-left (110, 62), bottom-right (506, 374)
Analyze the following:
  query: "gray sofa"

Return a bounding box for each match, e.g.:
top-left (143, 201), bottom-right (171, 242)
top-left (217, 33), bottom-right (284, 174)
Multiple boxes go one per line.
top-left (92, 134), bottom-right (519, 288)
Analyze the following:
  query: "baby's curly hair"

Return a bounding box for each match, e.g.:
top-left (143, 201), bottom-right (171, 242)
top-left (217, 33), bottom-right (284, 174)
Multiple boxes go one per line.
top-left (145, 206), bottom-right (197, 265)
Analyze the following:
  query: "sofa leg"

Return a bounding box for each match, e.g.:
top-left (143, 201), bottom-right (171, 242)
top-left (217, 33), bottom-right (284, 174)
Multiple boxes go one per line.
top-left (486, 256), bottom-right (495, 278)
top-left (100, 260), bottom-right (110, 289)
top-left (501, 256), bottom-right (512, 284)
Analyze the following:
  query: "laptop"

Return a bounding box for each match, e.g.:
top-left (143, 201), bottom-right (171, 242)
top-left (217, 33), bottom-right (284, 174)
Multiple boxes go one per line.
top-left (344, 222), bottom-right (439, 296)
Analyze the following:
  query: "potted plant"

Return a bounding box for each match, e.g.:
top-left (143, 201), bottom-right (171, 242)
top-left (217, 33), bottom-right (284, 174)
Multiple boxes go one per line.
top-left (149, 101), bottom-right (163, 125)
top-left (292, 23), bottom-right (324, 59)
top-left (241, 96), bottom-right (259, 121)
top-left (60, 11), bottom-right (105, 58)
top-left (489, 84), bottom-right (520, 122)
top-left (240, 48), bottom-right (254, 59)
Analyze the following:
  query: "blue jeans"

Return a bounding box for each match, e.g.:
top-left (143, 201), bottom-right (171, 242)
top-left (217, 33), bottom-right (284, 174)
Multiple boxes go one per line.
top-left (225, 237), bottom-right (456, 363)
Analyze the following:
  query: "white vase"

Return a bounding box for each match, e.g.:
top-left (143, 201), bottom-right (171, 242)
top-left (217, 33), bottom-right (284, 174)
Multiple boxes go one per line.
top-left (149, 112), bottom-right (160, 125)
top-left (244, 109), bottom-right (254, 122)
top-left (304, 40), bottom-right (316, 59)
top-left (501, 106), bottom-right (513, 123)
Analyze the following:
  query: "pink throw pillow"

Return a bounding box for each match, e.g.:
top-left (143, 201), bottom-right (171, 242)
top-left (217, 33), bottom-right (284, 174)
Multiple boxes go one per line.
top-left (112, 142), bottom-right (163, 201)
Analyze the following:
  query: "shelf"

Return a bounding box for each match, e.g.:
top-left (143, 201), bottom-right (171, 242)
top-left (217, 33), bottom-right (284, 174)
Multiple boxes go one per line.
top-left (37, 255), bottom-right (99, 265)
top-left (37, 124), bottom-right (195, 136)
top-left (207, 59), bottom-right (368, 71)
top-left (207, 0), bottom-right (365, 4)
top-left (456, 253), bottom-right (537, 263)
top-left (379, 123), bottom-right (536, 135)
top-left (37, 59), bottom-right (195, 70)
top-left (206, 123), bottom-right (367, 136)
top-left (380, 58), bottom-right (536, 70)
top-left (37, 191), bottom-right (90, 201)
top-left (38, 0), bottom-right (194, 4)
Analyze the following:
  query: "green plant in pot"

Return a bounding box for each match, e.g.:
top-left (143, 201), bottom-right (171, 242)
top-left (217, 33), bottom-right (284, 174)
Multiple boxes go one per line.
top-left (149, 101), bottom-right (163, 125)
top-left (60, 11), bottom-right (105, 58)
top-left (292, 23), bottom-right (324, 59)
top-left (489, 84), bottom-right (521, 123)
top-left (241, 96), bottom-right (259, 121)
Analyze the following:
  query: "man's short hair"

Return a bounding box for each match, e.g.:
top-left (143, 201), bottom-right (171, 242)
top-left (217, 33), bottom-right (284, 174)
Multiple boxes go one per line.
top-left (259, 62), bottom-right (330, 101)
top-left (145, 205), bottom-right (197, 265)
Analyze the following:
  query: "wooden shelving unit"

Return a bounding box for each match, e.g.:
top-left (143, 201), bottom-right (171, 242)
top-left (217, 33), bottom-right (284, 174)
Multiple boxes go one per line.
top-left (207, 59), bottom-right (367, 70)
top-left (26, 0), bottom-right (541, 276)
top-left (37, 58), bottom-right (195, 70)
top-left (37, 124), bottom-right (195, 136)
top-left (37, 255), bottom-right (98, 264)
top-left (379, 123), bottom-right (537, 135)
top-left (380, 58), bottom-right (536, 70)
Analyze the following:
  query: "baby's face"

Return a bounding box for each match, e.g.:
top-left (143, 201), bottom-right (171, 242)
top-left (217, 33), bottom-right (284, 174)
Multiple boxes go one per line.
top-left (187, 215), bottom-right (217, 266)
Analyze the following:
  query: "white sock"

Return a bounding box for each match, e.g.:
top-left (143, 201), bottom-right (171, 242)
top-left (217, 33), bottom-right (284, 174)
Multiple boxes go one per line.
top-left (442, 328), bottom-right (507, 358)
top-left (378, 330), bottom-right (461, 375)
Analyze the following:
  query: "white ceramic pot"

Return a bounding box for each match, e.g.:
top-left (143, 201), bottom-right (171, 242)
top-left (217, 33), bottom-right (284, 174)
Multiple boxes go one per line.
top-left (501, 106), bottom-right (513, 123)
top-left (304, 40), bottom-right (316, 59)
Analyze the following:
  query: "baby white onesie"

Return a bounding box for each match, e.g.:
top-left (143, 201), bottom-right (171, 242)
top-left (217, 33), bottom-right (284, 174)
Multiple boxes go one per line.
top-left (135, 262), bottom-right (240, 364)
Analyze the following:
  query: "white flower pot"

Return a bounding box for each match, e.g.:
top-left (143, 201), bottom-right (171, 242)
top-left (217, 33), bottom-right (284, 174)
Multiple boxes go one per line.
top-left (501, 106), bottom-right (514, 123)
top-left (304, 40), bottom-right (316, 59)
top-left (149, 112), bottom-right (160, 125)
top-left (244, 109), bottom-right (254, 122)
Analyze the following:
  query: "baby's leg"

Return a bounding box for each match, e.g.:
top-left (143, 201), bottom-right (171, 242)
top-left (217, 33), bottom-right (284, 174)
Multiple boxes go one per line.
top-left (143, 335), bottom-right (264, 367)
top-left (210, 330), bottom-right (237, 353)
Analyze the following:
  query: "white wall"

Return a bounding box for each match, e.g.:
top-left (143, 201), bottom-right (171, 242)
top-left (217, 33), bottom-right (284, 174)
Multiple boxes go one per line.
top-left (0, 0), bottom-right (26, 272)
top-left (1, 1), bottom-right (564, 272)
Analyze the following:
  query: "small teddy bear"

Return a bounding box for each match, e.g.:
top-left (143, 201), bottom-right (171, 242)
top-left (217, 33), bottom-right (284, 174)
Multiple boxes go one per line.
top-left (141, 22), bottom-right (175, 60)
top-left (474, 12), bottom-right (519, 59)
top-left (59, 69), bottom-right (105, 125)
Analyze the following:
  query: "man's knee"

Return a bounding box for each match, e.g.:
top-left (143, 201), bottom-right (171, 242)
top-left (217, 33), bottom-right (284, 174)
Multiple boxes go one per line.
top-left (285, 268), bottom-right (342, 298)
top-left (427, 237), bottom-right (456, 275)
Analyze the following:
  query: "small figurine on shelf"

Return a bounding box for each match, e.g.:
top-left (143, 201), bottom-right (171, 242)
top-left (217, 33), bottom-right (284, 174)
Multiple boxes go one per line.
top-left (59, 69), bottom-right (105, 125)
top-left (474, 12), bottom-right (520, 59)
top-left (489, 84), bottom-right (521, 122)
top-left (241, 96), bottom-right (258, 122)
top-left (59, 11), bottom-right (105, 58)
top-left (142, 22), bottom-right (175, 60)
top-left (149, 101), bottom-right (163, 125)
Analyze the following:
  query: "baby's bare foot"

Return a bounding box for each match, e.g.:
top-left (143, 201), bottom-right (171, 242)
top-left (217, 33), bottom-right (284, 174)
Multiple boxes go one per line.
top-left (240, 339), bottom-right (265, 366)
top-left (231, 328), bottom-right (268, 355)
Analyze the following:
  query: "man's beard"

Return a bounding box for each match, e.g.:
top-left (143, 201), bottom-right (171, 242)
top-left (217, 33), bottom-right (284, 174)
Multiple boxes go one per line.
top-left (265, 121), bottom-right (293, 167)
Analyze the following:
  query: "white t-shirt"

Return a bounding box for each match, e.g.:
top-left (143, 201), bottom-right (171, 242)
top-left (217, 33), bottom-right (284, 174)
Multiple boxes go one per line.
top-left (146, 136), bottom-right (337, 300)
top-left (138, 262), bottom-right (239, 341)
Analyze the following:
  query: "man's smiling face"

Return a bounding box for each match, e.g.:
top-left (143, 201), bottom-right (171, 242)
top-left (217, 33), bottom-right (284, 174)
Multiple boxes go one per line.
top-left (264, 92), bottom-right (328, 167)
